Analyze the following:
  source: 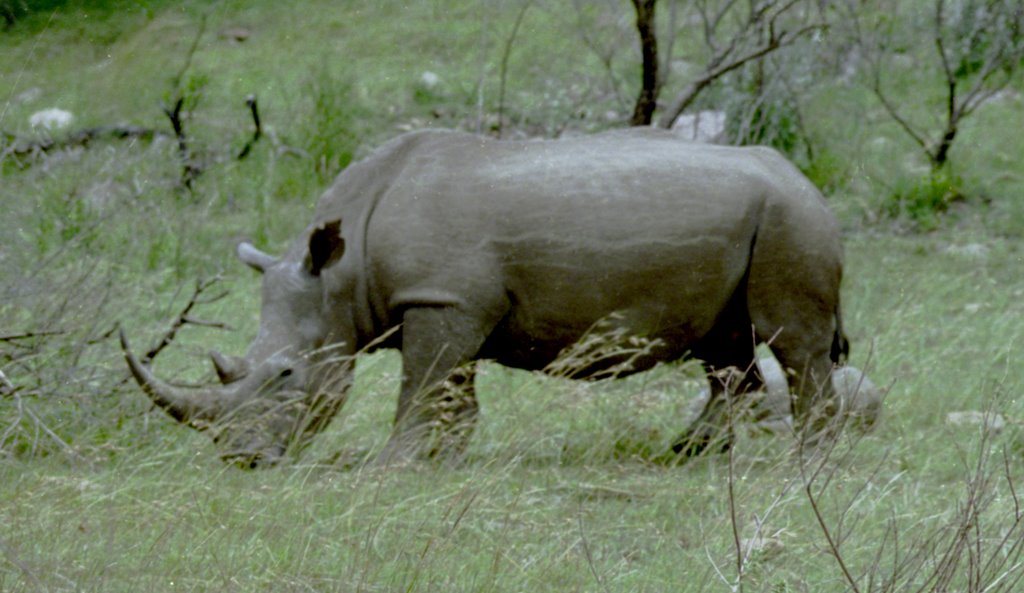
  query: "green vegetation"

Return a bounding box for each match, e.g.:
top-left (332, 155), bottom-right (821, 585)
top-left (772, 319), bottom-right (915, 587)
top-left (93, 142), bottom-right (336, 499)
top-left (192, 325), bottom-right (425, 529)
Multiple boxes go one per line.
top-left (2, 1), bottom-right (1023, 591)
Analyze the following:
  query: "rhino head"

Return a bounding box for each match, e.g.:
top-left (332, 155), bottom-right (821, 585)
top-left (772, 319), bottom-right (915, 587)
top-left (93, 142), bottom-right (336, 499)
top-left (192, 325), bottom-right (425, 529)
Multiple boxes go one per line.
top-left (121, 221), bottom-right (356, 468)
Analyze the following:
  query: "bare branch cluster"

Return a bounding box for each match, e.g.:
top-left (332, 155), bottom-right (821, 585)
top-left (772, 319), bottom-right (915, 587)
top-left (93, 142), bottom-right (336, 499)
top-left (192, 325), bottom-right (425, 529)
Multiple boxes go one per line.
top-left (1, 269), bottom-right (230, 460)
top-left (858, 0), bottom-right (1024, 170)
top-left (0, 126), bottom-right (163, 165)
top-left (801, 411), bottom-right (1024, 592)
top-left (136, 277), bottom-right (230, 367)
top-left (654, 0), bottom-right (826, 128)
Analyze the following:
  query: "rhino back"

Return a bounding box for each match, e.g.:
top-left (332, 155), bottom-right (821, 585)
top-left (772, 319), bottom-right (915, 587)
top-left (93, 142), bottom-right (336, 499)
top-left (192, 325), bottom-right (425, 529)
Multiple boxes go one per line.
top-left (355, 131), bottom-right (811, 363)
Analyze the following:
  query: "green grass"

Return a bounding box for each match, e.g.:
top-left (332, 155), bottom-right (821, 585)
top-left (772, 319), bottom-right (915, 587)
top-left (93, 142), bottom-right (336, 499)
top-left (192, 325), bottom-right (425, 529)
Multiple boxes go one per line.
top-left (3, 231), bottom-right (1022, 592)
top-left (3, 1), bottom-right (1024, 591)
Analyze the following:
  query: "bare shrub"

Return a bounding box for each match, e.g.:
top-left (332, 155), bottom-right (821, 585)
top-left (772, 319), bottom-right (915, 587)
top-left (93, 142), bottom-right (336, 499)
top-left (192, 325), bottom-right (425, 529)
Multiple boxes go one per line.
top-left (0, 268), bottom-right (231, 462)
top-left (800, 405), bottom-right (1024, 592)
top-left (849, 0), bottom-right (1024, 172)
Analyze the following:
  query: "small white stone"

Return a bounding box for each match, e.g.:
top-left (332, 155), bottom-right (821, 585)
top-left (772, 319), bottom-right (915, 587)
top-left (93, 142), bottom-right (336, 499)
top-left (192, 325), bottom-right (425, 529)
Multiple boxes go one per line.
top-left (670, 110), bottom-right (727, 143)
top-left (420, 71), bottom-right (441, 88)
top-left (945, 243), bottom-right (989, 258)
top-left (946, 411), bottom-right (1006, 434)
top-left (29, 108), bottom-right (74, 130)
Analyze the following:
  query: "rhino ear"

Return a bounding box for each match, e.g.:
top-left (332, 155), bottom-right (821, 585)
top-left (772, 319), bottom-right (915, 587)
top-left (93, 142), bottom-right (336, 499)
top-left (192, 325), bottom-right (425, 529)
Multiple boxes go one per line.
top-left (306, 219), bottom-right (345, 276)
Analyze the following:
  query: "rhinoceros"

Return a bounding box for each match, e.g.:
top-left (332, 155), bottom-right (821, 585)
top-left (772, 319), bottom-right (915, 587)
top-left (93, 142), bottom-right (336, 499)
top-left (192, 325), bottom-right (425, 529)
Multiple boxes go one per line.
top-left (121, 128), bottom-right (848, 467)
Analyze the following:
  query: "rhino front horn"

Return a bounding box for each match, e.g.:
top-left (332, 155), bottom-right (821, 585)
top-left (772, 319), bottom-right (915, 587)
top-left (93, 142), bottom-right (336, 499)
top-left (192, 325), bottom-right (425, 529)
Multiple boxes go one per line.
top-left (119, 328), bottom-right (222, 426)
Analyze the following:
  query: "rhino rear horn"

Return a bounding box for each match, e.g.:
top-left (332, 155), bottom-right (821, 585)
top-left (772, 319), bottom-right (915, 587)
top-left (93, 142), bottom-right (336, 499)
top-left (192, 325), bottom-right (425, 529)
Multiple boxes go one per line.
top-left (237, 242), bottom-right (278, 273)
top-left (119, 328), bottom-right (223, 426)
top-left (210, 350), bottom-right (249, 384)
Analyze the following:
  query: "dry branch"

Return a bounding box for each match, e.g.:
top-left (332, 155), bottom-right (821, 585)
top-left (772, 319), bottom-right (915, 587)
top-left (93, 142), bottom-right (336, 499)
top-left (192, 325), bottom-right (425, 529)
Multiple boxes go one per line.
top-left (1, 125), bottom-right (163, 163)
top-left (495, 0), bottom-right (536, 138)
top-left (0, 329), bottom-right (66, 343)
top-left (655, 0), bottom-right (825, 129)
top-left (161, 96), bottom-right (202, 191)
top-left (140, 277), bottom-right (229, 366)
top-left (236, 94), bottom-right (262, 159)
top-left (860, 0), bottom-right (1024, 170)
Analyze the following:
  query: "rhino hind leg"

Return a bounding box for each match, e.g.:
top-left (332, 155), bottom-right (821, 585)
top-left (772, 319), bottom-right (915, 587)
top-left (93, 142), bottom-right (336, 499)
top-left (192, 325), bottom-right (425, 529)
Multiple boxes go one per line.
top-left (669, 310), bottom-right (764, 460)
top-left (748, 286), bottom-right (842, 443)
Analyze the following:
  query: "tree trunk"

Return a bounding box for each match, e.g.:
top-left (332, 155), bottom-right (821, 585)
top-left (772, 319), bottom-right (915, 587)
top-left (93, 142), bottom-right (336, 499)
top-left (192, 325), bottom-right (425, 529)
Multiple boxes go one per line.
top-left (630, 0), bottom-right (659, 126)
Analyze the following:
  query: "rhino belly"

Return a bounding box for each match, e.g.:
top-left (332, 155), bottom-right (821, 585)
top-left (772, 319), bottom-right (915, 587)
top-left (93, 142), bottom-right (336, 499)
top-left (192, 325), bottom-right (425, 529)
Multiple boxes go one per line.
top-left (481, 327), bottom-right (693, 378)
top-left (479, 295), bottom-right (727, 378)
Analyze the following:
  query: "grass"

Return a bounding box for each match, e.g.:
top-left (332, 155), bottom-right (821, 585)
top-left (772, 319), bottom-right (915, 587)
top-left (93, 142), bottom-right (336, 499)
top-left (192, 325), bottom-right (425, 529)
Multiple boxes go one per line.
top-left (2, 232), bottom-right (1022, 592)
top-left (2, 1), bottom-right (1024, 591)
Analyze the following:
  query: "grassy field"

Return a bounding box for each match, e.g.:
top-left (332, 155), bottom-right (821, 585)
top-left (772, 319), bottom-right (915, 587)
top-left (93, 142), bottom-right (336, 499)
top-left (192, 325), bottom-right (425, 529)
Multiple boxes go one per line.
top-left (2, 1), bottom-right (1024, 591)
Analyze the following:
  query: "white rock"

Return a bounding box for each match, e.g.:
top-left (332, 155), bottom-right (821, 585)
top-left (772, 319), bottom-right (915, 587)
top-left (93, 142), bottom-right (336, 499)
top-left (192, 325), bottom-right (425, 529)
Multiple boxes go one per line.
top-left (944, 243), bottom-right (989, 258)
top-left (420, 71), bottom-right (441, 88)
top-left (29, 108), bottom-right (74, 130)
top-left (671, 110), bottom-right (726, 143)
top-left (832, 365), bottom-right (883, 430)
top-left (946, 411), bottom-right (1007, 434)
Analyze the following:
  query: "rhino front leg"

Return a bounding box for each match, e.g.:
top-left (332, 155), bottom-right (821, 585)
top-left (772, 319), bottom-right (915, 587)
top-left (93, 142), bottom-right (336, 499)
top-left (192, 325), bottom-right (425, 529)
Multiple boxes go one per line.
top-left (380, 306), bottom-right (488, 464)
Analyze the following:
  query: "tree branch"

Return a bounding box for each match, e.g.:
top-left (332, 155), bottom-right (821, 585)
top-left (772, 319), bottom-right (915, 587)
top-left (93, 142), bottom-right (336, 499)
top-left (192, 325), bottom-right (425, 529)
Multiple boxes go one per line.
top-left (161, 96), bottom-right (202, 191)
top-left (1, 126), bottom-right (163, 164)
top-left (630, 0), bottom-right (660, 125)
top-left (496, 0), bottom-right (535, 138)
top-left (656, 0), bottom-right (823, 129)
top-left (141, 277), bottom-right (229, 365)
top-left (236, 94), bottom-right (262, 160)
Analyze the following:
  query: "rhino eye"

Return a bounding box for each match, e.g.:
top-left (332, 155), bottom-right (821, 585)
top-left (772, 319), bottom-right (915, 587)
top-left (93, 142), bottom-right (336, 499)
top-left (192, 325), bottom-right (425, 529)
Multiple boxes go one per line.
top-left (279, 368), bottom-right (293, 378)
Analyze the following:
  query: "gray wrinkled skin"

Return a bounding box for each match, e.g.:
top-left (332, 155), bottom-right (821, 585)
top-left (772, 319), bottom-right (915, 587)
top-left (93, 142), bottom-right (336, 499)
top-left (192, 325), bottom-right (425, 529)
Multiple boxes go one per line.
top-left (122, 128), bottom-right (849, 467)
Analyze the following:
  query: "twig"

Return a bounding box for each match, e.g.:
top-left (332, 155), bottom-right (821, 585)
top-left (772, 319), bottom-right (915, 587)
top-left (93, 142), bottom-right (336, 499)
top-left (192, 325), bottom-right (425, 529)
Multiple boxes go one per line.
top-left (0, 538), bottom-right (45, 592)
top-left (1, 125), bottom-right (163, 164)
top-left (569, 0), bottom-right (630, 112)
top-left (161, 97), bottom-right (202, 191)
top-left (141, 277), bottom-right (229, 365)
top-left (236, 94), bottom-right (262, 160)
top-left (0, 329), bottom-right (66, 343)
top-left (801, 459), bottom-right (863, 593)
top-left (495, 0), bottom-right (535, 138)
top-left (725, 372), bottom-right (745, 591)
top-left (656, 0), bottom-right (824, 129)
top-left (1006, 451), bottom-right (1021, 521)
top-left (169, 6), bottom-right (209, 92)
top-left (0, 370), bottom-right (13, 397)
top-left (161, 6), bottom-right (214, 191)
top-left (577, 498), bottom-right (612, 593)
top-left (23, 400), bottom-right (87, 464)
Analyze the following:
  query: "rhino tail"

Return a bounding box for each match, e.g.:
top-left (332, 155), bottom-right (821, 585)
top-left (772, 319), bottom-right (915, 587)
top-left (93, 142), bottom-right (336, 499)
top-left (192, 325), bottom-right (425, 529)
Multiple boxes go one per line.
top-left (830, 301), bottom-right (850, 365)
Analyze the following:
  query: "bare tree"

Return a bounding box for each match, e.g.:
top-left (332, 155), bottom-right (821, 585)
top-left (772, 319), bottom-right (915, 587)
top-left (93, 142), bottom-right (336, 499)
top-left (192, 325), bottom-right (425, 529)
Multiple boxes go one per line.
top-left (630, 0), bottom-right (661, 125)
top-left (653, 0), bottom-right (826, 129)
top-left (858, 0), bottom-right (1024, 171)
